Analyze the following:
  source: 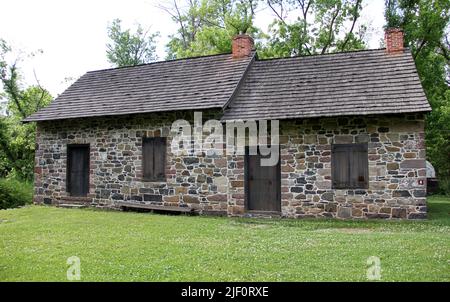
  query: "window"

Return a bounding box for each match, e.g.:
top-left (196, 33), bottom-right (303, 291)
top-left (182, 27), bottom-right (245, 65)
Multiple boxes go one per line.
top-left (331, 144), bottom-right (368, 189)
top-left (142, 137), bottom-right (166, 181)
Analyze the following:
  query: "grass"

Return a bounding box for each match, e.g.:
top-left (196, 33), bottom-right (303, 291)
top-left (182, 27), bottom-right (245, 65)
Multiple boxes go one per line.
top-left (0, 196), bottom-right (449, 281)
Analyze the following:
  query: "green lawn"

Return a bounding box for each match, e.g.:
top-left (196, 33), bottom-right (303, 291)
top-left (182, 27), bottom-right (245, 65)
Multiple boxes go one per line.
top-left (1, 196), bottom-right (449, 281)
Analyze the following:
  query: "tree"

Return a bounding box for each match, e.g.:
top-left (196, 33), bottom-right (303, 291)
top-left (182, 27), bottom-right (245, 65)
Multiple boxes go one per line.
top-left (260, 0), bottom-right (366, 58)
top-left (0, 40), bottom-right (52, 180)
top-left (385, 0), bottom-right (450, 193)
top-left (106, 19), bottom-right (159, 67)
top-left (160, 0), bottom-right (261, 59)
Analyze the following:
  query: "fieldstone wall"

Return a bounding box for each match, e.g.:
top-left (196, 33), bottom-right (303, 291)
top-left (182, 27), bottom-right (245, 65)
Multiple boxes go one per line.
top-left (227, 113), bottom-right (427, 219)
top-left (33, 111), bottom-right (427, 219)
top-left (33, 110), bottom-right (229, 215)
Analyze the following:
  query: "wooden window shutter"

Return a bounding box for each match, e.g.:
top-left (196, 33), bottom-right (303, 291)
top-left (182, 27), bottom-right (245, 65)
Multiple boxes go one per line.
top-left (143, 138), bottom-right (154, 180)
top-left (332, 145), bottom-right (350, 189)
top-left (153, 137), bottom-right (166, 181)
top-left (350, 144), bottom-right (368, 189)
top-left (143, 137), bottom-right (166, 181)
top-left (332, 144), bottom-right (368, 189)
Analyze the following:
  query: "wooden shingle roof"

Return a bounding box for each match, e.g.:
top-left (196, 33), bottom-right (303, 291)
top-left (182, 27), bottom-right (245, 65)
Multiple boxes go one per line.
top-left (24, 52), bottom-right (255, 122)
top-left (222, 48), bottom-right (430, 121)
top-left (24, 48), bottom-right (430, 122)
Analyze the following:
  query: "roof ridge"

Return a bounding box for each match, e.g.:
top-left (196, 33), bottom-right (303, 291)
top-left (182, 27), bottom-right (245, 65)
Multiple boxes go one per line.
top-left (23, 50), bottom-right (256, 123)
top-left (256, 48), bottom-right (412, 62)
top-left (86, 51), bottom-right (240, 74)
top-left (222, 52), bottom-right (257, 111)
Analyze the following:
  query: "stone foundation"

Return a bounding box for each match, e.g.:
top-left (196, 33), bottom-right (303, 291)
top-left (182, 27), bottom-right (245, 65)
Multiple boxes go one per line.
top-left (33, 111), bottom-right (427, 219)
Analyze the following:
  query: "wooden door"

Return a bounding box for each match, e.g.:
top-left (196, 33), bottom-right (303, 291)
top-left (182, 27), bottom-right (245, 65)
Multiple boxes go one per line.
top-left (142, 137), bottom-right (166, 181)
top-left (245, 150), bottom-right (281, 212)
top-left (67, 145), bottom-right (89, 197)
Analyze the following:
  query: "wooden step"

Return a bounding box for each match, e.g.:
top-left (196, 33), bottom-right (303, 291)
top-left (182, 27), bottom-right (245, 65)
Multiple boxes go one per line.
top-left (116, 202), bottom-right (193, 213)
top-left (59, 196), bottom-right (92, 206)
top-left (58, 204), bottom-right (87, 209)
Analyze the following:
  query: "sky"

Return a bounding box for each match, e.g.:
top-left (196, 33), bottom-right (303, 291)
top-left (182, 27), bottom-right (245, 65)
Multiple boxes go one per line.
top-left (0, 0), bottom-right (386, 98)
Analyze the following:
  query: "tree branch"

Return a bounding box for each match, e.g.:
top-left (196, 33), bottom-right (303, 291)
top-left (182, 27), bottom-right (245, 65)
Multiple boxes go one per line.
top-left (298, 0), bottom-right (312, 55)
top-left (339, 0), bottom-right (362, 51)
top-left (438, 38), bottom-right (450, 62)
top-left (267, 0), bottom-right (286, 24)
top-left (321, 6), bottom-right (341, 54)
top-left (413, 38), bottom-right (427, 60)
top-left (3, 63), bottom-right (27, 119)
top-left (33, 69), bottom-right (47, 112)
top-left (158, 1), bottom-right (189, 49)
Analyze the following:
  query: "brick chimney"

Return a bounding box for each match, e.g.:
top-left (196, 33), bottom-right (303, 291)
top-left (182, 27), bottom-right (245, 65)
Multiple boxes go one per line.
top-left (385, 28), bottom-right (404, 54)
top-left (232, 34), bottom-right (254, 58)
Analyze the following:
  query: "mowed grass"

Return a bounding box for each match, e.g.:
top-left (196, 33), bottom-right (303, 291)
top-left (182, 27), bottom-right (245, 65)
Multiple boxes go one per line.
top-left (0, 196), bottom-right (449, 281)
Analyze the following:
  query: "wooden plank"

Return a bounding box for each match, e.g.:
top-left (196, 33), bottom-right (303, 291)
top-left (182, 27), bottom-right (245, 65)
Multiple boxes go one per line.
top-left (350, 144), bottom-right (369, 189)
top-left (332, 143), bottom-right (368, 189)
top-left (153, 137), bottom-right (166, 181)
top-left (142, 137), bottom-right (166, 181)
top-left (332, 144), bottom-right (350, 189)
top-left (116, 202), bottom-right (193, 213)
top-left (246, 150), bottom-right (280, 212)
top-left (142, 138), bottom-right (154, 180)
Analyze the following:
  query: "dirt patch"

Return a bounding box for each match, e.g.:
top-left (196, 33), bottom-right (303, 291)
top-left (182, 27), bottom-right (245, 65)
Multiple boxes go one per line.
top-left (315, 227), bottom-right (373, 234)
top-left (223, 220), bottom-right (273, 230)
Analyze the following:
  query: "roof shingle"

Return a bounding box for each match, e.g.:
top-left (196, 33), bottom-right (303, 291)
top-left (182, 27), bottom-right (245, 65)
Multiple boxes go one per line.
top-left (24, 48), bottom-right (430, 123)
top-left (24, 52), bottom-right (255, 122)
top-left (222, 49), bottom-right (430, 120)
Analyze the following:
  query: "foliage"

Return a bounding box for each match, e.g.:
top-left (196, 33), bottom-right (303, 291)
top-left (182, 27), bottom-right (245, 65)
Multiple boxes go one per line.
top-left (162, 0), bottom-right (367, 59)
top-left (436, 176), bottom-right (450, 196)
top-left (0, 178), bottom-right (33, 209)
top-left (161, 0), bottom-right (261, 59)
top-left (0, 40), bottom-right (52, 180)
top-left (385, 0), bottom-right (450, 194)
top-left (106, 19), bottom-right (159, 67)
top-left (259, 0), bottom-right (367, 58)
top-left (0, 195), bottom-right (449, 281)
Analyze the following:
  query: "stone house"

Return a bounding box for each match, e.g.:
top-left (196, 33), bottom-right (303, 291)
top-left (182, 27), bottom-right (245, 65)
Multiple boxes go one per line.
top-left (24, 28), bottom-right (431, 219)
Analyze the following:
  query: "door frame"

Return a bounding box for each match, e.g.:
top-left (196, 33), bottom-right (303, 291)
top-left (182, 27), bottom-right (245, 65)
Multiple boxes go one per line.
top-left (244, 146), bottom-right (281, 214)
top-left (66, 144), bottom-right (90, 197)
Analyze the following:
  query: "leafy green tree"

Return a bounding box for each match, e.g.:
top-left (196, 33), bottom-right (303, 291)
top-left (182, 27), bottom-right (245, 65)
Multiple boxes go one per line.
top-left (385, 0), bottom-right (450, 193)
top-left (0, 40), bottom-right (52, 180)
top-left (160, 0), bottom-right (261, 59)
top-left (260, 0), bottom-right (366, 58)
top-left (106, 19), bottom-right (159, 67)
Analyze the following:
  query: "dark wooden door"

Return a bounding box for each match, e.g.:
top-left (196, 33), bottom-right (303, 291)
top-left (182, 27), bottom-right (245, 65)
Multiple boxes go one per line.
top-left (245, 150), bottom-right (281, 212)
top-left (67, 145), bottom-right (89, 197)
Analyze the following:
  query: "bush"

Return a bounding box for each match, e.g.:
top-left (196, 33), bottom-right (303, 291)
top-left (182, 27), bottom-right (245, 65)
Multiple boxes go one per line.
top-left (437, 177), bottom-right (450, 196)
top-left (0, 178), bottom-right (33, 209)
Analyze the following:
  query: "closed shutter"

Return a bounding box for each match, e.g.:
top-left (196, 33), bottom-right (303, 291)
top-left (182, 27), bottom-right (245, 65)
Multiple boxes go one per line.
top-left (349, 144), bottom-right (368, 188)
top-left (332, 145), bottom-right (351, 189)
top-left (153, 137), bottom-right (166, 180)
top-left (143, 137), bottom-right (166, 181)
top-left (332, 144), bottom-right (368, 189)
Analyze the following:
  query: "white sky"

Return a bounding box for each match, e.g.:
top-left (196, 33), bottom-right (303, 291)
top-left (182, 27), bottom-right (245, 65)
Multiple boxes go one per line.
top-left (0, 0), bottom-right (386, 97)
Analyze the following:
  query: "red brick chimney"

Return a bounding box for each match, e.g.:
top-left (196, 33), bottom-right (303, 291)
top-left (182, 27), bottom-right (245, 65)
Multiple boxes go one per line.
top-left (385, 28), bottom-right (404, 54)
top-left (232, 34), bottom-right (254, 58)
